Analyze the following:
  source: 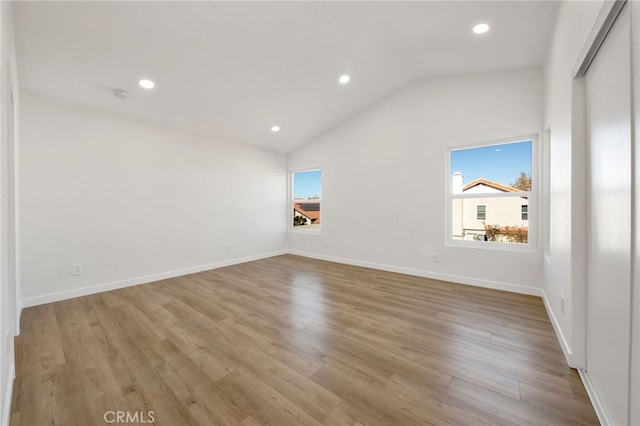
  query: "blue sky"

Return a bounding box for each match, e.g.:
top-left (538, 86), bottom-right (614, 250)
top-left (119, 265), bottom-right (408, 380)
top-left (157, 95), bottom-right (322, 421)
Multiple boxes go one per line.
top-left (451, 140), bottom-right (531, 186)
top-left (293, 170), bottom-right (322, 199)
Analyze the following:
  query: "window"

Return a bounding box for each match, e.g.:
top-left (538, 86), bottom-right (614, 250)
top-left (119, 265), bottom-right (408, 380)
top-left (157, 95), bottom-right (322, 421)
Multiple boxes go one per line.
top-left (448, 137), bottom-right (535, 247)
top-left (477, 205), bottom-right (486, 220)
top-left (291, 169), bottom-right (321, 231)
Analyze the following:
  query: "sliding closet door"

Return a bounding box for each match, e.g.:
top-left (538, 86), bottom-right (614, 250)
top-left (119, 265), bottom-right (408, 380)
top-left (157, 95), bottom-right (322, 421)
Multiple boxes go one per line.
top-left (586, 4), bottom-right (632, 425)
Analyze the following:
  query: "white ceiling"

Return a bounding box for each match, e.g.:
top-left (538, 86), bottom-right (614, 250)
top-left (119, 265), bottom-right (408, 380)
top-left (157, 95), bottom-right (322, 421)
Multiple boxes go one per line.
top-left (14, 1), bottom-right (559, 153)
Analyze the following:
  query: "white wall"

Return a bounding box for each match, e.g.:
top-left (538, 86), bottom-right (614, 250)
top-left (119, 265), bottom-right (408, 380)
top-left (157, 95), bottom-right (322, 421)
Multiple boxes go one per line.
top-left (289, 69), bottom-right (543, 294)
top-left (19, 91), bottom-right (287, 306)
top-left (543, 0), bottom-right (604, 367)
top-left (0, 2), bottom-right (19, 425)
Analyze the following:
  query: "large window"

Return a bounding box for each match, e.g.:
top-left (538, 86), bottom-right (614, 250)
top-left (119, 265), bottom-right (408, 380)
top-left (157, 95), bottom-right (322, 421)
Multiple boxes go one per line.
top-left (291, 169), bottom-right (321, 231)
top-left (448, 137), bottom-right (535, 247)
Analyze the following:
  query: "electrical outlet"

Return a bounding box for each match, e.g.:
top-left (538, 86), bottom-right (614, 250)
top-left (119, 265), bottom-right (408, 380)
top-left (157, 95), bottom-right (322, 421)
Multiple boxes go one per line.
top-left (226, 244), bottom-right (232, 253)
top-left (431, 253), bottom-right (440, 263)
top-left (560, 295), bottom-right (565, 314)
top-left (72, 264), bottom-right (82, 276)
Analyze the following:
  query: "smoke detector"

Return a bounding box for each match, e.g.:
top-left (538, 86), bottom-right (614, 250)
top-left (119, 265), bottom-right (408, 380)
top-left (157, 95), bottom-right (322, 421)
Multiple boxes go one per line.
top-left (114, 89), bottom-right (129, 100)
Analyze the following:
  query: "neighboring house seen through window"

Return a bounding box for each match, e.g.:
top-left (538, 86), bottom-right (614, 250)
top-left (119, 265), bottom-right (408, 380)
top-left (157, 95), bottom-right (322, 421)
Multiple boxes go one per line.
top-left (291, 169), bottom-right (321, 231)
top-left (448, 137), bottom-right (534, 246)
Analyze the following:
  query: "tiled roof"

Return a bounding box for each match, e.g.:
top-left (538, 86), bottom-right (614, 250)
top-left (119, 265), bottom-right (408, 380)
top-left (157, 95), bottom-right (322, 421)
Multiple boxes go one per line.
top-left (294, 201), bottom-right (321, 224)
top-left (463, 178), bottom-right (517, 193)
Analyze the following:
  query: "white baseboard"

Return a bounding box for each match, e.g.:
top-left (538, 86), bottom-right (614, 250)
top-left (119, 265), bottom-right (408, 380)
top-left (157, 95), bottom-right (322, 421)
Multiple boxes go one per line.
top-left (2, 363), bottom-right (14, 426)
top-left (21, 250), bottom-right (287, 308)
top-left (578, 368), bottom-right (613, 426)
top-left (541, 288), bottom-right (574, 367)
top-left (287, 250), bottom-right (542, 296)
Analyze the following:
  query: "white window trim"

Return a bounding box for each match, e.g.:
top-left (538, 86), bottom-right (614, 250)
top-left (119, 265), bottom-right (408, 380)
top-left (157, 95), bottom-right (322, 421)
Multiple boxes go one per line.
top-left (445, 134), bottom-right (539, 252)
top-left (289, 168), bottom-right (322, 234)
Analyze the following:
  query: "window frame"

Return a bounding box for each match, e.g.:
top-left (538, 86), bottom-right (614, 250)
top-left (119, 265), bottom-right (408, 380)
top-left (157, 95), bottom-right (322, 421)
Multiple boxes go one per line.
top-left (476, 205), bottom-right (487, 220)
top-left (445, 135), bottom-right (538, 251)
top-left (289, 168), bottom-right (322, 234)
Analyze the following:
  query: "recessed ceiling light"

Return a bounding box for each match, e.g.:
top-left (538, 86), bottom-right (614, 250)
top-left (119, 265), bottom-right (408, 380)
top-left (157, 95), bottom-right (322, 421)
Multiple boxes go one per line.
top-left (338, 74), bottom-right (350, 84)
top-left (271, 125), bottom-right (280, 132)
top-left (138, 79), bottom-right (155, 89)
top-left (473, 23), bottom-right (490, 34)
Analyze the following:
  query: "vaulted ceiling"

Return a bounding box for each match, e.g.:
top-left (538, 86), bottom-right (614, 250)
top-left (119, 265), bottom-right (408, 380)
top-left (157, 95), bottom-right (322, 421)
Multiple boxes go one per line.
top-left (14, 1), bottom-right (559, 153)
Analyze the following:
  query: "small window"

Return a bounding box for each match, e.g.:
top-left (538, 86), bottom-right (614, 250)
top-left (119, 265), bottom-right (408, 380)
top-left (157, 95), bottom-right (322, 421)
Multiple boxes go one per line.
top-left (477, 205), bottom-right (486, 220)
top-left (291, 169), bottom-right (321, 231)
top-left (448, 137), bottom-right (535, 247)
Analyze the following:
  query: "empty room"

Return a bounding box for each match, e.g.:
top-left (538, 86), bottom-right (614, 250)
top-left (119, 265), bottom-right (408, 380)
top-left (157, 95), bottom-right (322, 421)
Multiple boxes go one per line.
top-left (0, 0), bottom-right (638, 425)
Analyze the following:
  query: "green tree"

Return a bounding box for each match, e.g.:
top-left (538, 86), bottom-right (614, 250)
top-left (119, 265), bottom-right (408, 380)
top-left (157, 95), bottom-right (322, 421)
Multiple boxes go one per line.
top-left (293, 215), bottom-right (308, 226)
top-left (511, 172), bottom-right (532, 191)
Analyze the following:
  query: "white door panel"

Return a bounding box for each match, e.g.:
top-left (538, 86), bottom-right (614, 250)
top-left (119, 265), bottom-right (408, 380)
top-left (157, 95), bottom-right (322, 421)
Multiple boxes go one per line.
top-left (586, 4), bottom-right (632, 426)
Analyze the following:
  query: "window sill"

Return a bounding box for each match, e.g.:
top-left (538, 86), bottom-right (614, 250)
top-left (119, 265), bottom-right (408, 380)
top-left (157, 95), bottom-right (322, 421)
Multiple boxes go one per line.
top-left (289, 228), bottom-right (322, 235)
top-left (445, 239), bottom-right (538, 253)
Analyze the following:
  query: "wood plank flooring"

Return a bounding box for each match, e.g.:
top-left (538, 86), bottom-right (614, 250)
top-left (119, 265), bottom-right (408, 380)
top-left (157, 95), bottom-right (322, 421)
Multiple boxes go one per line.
top-left (11, 255), bottom-right (598, 425)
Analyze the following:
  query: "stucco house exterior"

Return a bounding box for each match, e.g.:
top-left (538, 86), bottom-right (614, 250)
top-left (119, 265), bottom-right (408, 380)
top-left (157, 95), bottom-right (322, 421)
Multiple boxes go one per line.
top-left (451, 172), bottom-right (528, 241)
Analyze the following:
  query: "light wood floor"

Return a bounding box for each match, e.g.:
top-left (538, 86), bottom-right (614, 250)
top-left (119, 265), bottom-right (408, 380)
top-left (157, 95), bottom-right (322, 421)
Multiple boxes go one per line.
top-left (11, 255), bottom-right (598, 425)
